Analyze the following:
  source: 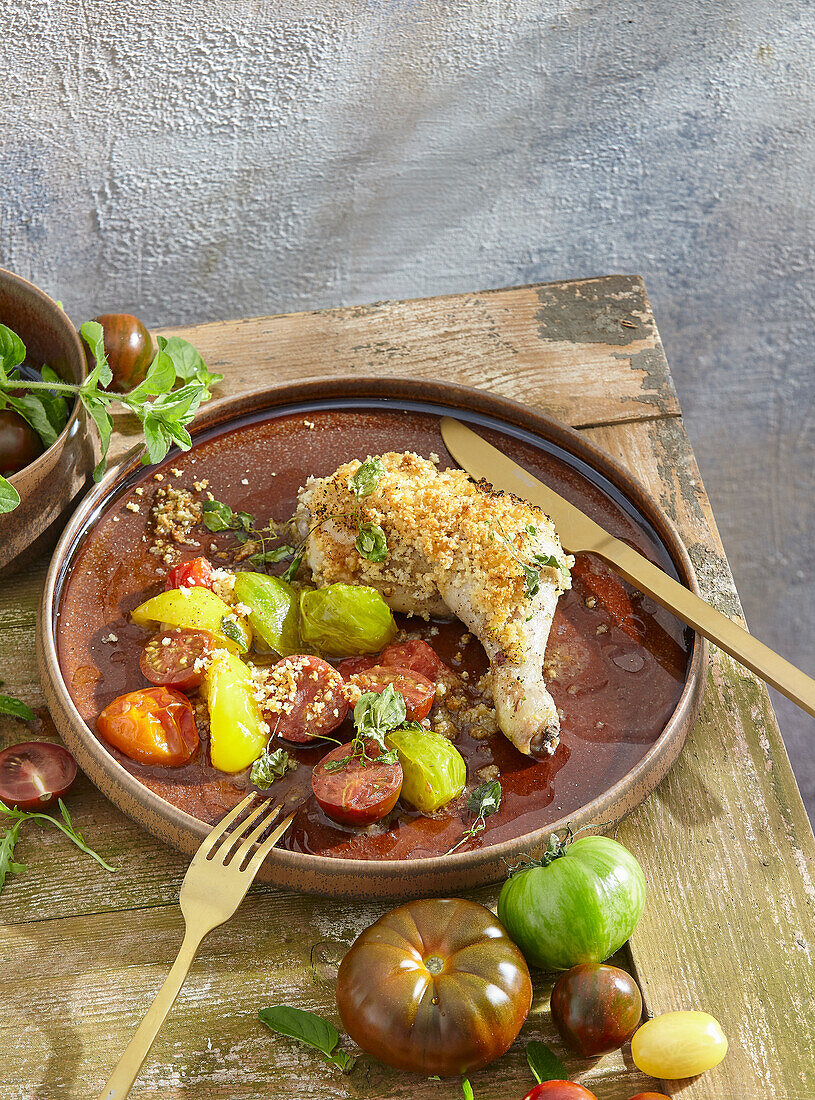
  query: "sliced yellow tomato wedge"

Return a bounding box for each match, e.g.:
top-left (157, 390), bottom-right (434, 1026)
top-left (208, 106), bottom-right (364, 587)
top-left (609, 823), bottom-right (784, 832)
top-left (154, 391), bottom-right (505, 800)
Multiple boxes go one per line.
top-left (131, 587), bottom-right (252, 653)
top-left (201, 651), bottom-right (267, 773)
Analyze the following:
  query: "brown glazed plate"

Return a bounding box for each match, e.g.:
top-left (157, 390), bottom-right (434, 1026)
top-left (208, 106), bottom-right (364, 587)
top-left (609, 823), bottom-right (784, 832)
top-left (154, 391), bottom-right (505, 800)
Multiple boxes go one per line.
top-left (38, 379), bottom-right (706, 899)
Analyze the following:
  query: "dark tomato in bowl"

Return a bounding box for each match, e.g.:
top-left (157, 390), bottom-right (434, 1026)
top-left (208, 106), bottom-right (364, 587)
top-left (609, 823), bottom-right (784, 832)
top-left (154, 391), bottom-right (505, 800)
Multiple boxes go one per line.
top-left (0, 741), bottom-right (78, 810)
top-left (312, 739), bottom-right (403, 826)
top-left (0, 409), bottom-right (44, 477)
top-left (97, 686), bottom-right (198, 766)
top-left (380, 639), bottom-right (445, 680)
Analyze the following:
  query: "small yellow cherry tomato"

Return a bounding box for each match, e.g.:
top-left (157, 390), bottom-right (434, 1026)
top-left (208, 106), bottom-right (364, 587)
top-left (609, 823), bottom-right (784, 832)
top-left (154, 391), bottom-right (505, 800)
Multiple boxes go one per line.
top-left (631, 1011), bottom-right (727, 1078)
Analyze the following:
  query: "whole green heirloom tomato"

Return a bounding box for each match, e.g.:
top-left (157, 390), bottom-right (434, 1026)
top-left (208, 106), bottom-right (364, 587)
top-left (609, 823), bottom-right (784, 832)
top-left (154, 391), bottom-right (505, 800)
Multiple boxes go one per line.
top-left (497, 832), bottom-right (646, 970)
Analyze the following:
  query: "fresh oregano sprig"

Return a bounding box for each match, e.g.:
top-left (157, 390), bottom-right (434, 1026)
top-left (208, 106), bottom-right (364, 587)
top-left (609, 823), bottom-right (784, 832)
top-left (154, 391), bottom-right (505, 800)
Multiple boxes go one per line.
top-left (447, 778), bottom-right (502, 854)
top-left (0, 321), bottom-right (222, 514)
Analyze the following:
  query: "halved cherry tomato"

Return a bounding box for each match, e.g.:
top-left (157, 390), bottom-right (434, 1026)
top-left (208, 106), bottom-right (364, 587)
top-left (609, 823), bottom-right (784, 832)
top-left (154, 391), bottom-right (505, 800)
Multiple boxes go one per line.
top-left (380, 639), bottom-right (445, 680)
top-left (523, 1086), bottom-right (598, 1100)
top-left (312, 739), bottom-right (403, 825)
top-left (263, 655), bottom-right (348, 743)
top-left (336, 655), bottom-right (376, 679)
top-left (165, 556), bottom-right (214, 591)
top-left (571, 555), bottom-right (643, 642)
top-left (349, 665), bottom-right (435, 721)
top-left (139, 628), bottom-right (214, 692)
top-left (97, 686), bottom-right (198, 766)
top-left (0, 741), bottom-right (77, 810)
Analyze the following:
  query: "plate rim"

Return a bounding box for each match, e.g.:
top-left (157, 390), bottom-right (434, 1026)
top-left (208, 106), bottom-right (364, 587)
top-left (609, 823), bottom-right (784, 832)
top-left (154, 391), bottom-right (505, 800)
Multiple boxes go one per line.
top-left (38, 377), bottom-right (707, 899)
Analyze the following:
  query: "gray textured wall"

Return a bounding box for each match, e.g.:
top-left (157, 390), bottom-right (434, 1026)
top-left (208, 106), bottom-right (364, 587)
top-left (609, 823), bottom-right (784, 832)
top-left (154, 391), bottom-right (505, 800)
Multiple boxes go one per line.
top-left (2, 0), bottom-right (813, 814)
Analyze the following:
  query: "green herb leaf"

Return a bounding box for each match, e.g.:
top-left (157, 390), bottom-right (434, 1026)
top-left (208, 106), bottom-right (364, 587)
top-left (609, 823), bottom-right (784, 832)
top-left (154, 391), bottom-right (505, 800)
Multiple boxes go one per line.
top-left (80, 392), bottom-right (113, 480)
top-left (249, 545), bottom-right (295, 566)
top-left (523, 563), bottom-right (540, 599)
top-left (0, 323), bottom-right (26, 378)
top-left (202, 500), bottom-right (235, 532)
top-left (79, 320), bottom-right (113, 390)
top-left (349, 456), bottom-right (384, 498)
top-left (462, 1079), bottom-right (475, 1100)
top-left (355, 521), bottom-right (388, 563)
top-left (322, 755), bottom-right (351, 774)
top-left (0, 798), bottom-right (117, 874)
top-left (250, 749), bottom-right (295, 789)
top-left (467, 778), bottom-right (502, 819)
top-left (159, 335), bottom-right (223, 388)
top-left (235, 510), bottom-right (255, 533)
top-left (0, 475), bottom-right (21, 514)
top-left (0, 821), bottom-right (26, 891)
top-left (533, 552), bottom-right (561, 571)
top-left (0, 693), bottom-right (35, 720)
top-left (526, 1040), bottom-right (567, 1084)
top-left (258, 1005), bottom-right (355, 1072)
top-left (281, 547), bottom-right (305, 583)
top-left (3, 391), bottom-right (60, 447)
top-left (219, 616), bottom-right (246, 650)
top-left (354, 684), bottom-right (406, 747)
top-left (124, 344), bottom-right (176, 402)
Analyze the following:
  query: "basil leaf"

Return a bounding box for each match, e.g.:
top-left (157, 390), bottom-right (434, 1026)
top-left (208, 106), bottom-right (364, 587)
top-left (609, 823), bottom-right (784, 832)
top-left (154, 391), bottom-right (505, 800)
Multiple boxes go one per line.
top-left (140, 416), bottom-right (171, 465)
top-left (526, 1040), bottom-right (567, 1084)
top-left (0, 475), bottom-right (21, 514)
top-left (235, 510), bottom-right (254, 533)
top-left (0, 694), bottom-right (35, 720)
top-left (0, 323), bottom-right (25, 378)
top-left (467, 779), bottom-right (501, 819)
top-left (160, 335), bottom-right (223, 388)
top-left (249, 545), bottom-right (295, 566)
top-left (124, 345), bottom-right (176, 402)
top-left (355, 521), bottom-right (387, 563)
top-left (462, 1080), bottom-right (475, 1100)
top-left (79, 321), bottom-right (113, 390)
top-left (258, 1005), bottom-right (354, 1071)
top-left (0, 822), bottom-right (26, 892)
top-left (250, 749), bottom-right (295, 790)
top-left (202, 500), bottom-right (235, 532)
top-left (533, 552), bottom-right (561, 571)
top-left (349, 456), bottom-right (384, 498)
top-left (281, 547), bottom-right (305, 583)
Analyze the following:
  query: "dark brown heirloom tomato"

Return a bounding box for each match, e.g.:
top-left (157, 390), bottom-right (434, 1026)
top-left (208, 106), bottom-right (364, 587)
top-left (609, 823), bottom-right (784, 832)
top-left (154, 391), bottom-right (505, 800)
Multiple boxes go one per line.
top-left (91, 313), bottom-right (153, 393)
top-left (139, 628), bottom-right (215, 692)
top-left (336, 898), bottom-right (532, 1077)
top-left (348, 664), bottom-right (435, 721)
top-left (0, 741), bottom-right (77, 810)
top-left (312, 739), bottom-right (402, 826)
top-left (0, 409), bottom-right (44, 476)
top-left (550, 963), bottom-right (643, 1056)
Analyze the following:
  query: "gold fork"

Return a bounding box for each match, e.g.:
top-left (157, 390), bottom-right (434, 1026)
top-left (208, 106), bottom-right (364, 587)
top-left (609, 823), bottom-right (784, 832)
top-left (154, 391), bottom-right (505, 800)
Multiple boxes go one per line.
top-left (98, 794), bottom-right (295, 1100)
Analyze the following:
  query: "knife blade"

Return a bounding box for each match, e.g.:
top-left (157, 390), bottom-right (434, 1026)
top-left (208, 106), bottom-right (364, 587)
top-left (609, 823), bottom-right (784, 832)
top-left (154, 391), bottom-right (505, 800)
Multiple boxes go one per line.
top-left (440, 416), bottom-right (815, 719)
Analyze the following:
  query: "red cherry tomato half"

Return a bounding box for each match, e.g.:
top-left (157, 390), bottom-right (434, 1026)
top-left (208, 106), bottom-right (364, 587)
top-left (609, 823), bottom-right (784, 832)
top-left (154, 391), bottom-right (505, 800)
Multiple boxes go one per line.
top-left (550, 963), bottom-right (643, 1056)
top-left (97, 686), bottom-right (199, 766)
top-left (264, 655), bottom-right (349, 743)
top-left (312, 739), bottom-right (403, 826)
top-left (336, 655), bottom-right (377, 679)
top-left (626, 1095), bottom-right (672, 1100)
top-left (139, 628), bottom-right (215, 691)
top-left (523, 1084), bottom-right (598, 1100)
top-left (380, 639), bottom-right (445, 680)
top-left (0, 409), bottom-right (44, 477)
top-left (92, 313), bottom-right (153, 393)
top-left (165, 556), bottom-right (214, 591)
top-left (0, 741), bottom-right (78, 810)
top-left (349, 664), bottom-right (435, 721)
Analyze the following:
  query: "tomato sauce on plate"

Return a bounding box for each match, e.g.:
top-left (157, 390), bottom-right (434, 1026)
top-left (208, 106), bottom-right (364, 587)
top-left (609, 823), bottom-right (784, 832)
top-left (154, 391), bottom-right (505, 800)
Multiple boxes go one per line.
top-left (56, 405), bottom-right (691, 861)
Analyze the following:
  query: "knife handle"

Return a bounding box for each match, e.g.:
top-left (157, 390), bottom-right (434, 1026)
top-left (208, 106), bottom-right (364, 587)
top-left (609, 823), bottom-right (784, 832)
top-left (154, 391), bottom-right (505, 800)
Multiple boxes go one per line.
top-left (591, 532), bottom-right (815, 719)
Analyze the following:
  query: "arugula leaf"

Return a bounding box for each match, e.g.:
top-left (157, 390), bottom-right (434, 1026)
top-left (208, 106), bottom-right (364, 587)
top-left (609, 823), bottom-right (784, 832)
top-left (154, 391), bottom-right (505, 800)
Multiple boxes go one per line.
top-left (0, 693), bottom-right (35, 720)
top-left (462, 1079), bottom-right (475, 1100)
top-left (258, 1006), bottom-right (355, 1072)
top-left (355, 521), bottom-right (388, 563)
top-left (526, 1040), bottom-right (567, 1084)
top-left (0, 798), bottom-right (117, 878)
top-left (249, 545), bottom-right (295, 566)
top-left (250, 748), bottom-right (295, 789)
top-left (0, 822), bottom-right (26, 891)
top-left (0, 323), bottom-right (25, 378)
top-left (348, 456), bottom-right (384, 498)
top-left (202, 500), bottom-right (235, 532)
top-left (0, 475), bottom-right (20, 514)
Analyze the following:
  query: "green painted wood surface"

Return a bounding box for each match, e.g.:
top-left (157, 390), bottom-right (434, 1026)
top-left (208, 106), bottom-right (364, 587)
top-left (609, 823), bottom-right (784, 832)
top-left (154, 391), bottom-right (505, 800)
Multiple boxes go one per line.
top-left (0, 277), bottom-right (812, 1099)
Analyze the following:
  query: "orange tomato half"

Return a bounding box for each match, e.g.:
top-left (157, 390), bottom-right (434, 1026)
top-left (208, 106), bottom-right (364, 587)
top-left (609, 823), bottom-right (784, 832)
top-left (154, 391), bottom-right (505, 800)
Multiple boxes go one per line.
top-left (97, 686), bottom-right (199, 766)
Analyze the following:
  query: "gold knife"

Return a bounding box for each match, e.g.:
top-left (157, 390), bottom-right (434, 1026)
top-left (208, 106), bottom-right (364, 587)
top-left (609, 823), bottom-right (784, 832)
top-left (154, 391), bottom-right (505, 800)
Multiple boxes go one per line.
top-left (440, 416), bottom-right (815, 719)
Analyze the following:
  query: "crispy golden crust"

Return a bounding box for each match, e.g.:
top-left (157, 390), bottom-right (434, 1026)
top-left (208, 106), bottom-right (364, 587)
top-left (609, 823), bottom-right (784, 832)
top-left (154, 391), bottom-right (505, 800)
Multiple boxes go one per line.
top-left (299, 452), bottom-right (568, 663)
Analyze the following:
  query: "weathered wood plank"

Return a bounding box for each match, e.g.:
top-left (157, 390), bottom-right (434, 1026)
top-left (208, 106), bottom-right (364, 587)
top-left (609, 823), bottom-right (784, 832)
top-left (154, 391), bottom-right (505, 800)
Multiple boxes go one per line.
top-left (585, 417), bottom-right (815, 1100)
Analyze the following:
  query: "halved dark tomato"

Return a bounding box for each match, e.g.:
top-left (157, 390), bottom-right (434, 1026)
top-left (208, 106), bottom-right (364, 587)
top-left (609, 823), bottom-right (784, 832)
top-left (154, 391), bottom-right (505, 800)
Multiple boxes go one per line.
top-left (263, 655), bottom-right (349, 743)
top-left (380, 639), bottom-right (445, 680)
top-left (349, 664), bottom-right (435, 721)
top-left (312, 739), bottom-right (403, 825)
top-left (139, 628), bottom-right (214, 691)
top-left (0, 741), bottom-right (78, 810)
top-left (336, 655), bottom-right (377, 679)
top-left (165, 556), bottom-right (214, 592)
top-left (97, 686), bottom-right (199, 766)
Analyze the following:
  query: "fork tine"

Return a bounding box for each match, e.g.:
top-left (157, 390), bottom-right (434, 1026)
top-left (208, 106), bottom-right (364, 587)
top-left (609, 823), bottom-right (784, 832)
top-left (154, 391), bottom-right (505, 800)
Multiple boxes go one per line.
top-left (229, 803), bottom-right (282, 868)
top-left (210, 800), bottom-right (270, 864)
top-left (243, 811), bottom-right (296, 877)
top-left (194, 793), bottom-right (257, 861)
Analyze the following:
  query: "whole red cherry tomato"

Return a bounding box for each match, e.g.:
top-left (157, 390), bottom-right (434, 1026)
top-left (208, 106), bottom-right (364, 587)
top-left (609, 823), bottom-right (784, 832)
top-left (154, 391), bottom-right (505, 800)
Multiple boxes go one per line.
top-left (380, 639), bottom-right (445, 680)
top-left (312, 739), bottom-right (402, 826)
top-left (523, 1084), bottom-right (598, 1100)
top-left (165, 556), bottom-right (214, 591)
top-left (0, 409), bottom-right (44, 476)
top-left (337, 898), bottom-right (532, 1076)
top-left (97, 686), bottom-right (198, 766)
top-left (348, 664), bottom-right (435, 720)
top-left (550, 963), bottom-right (643, 1056)
top-left (92, 313), bottom-right (153, 393)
